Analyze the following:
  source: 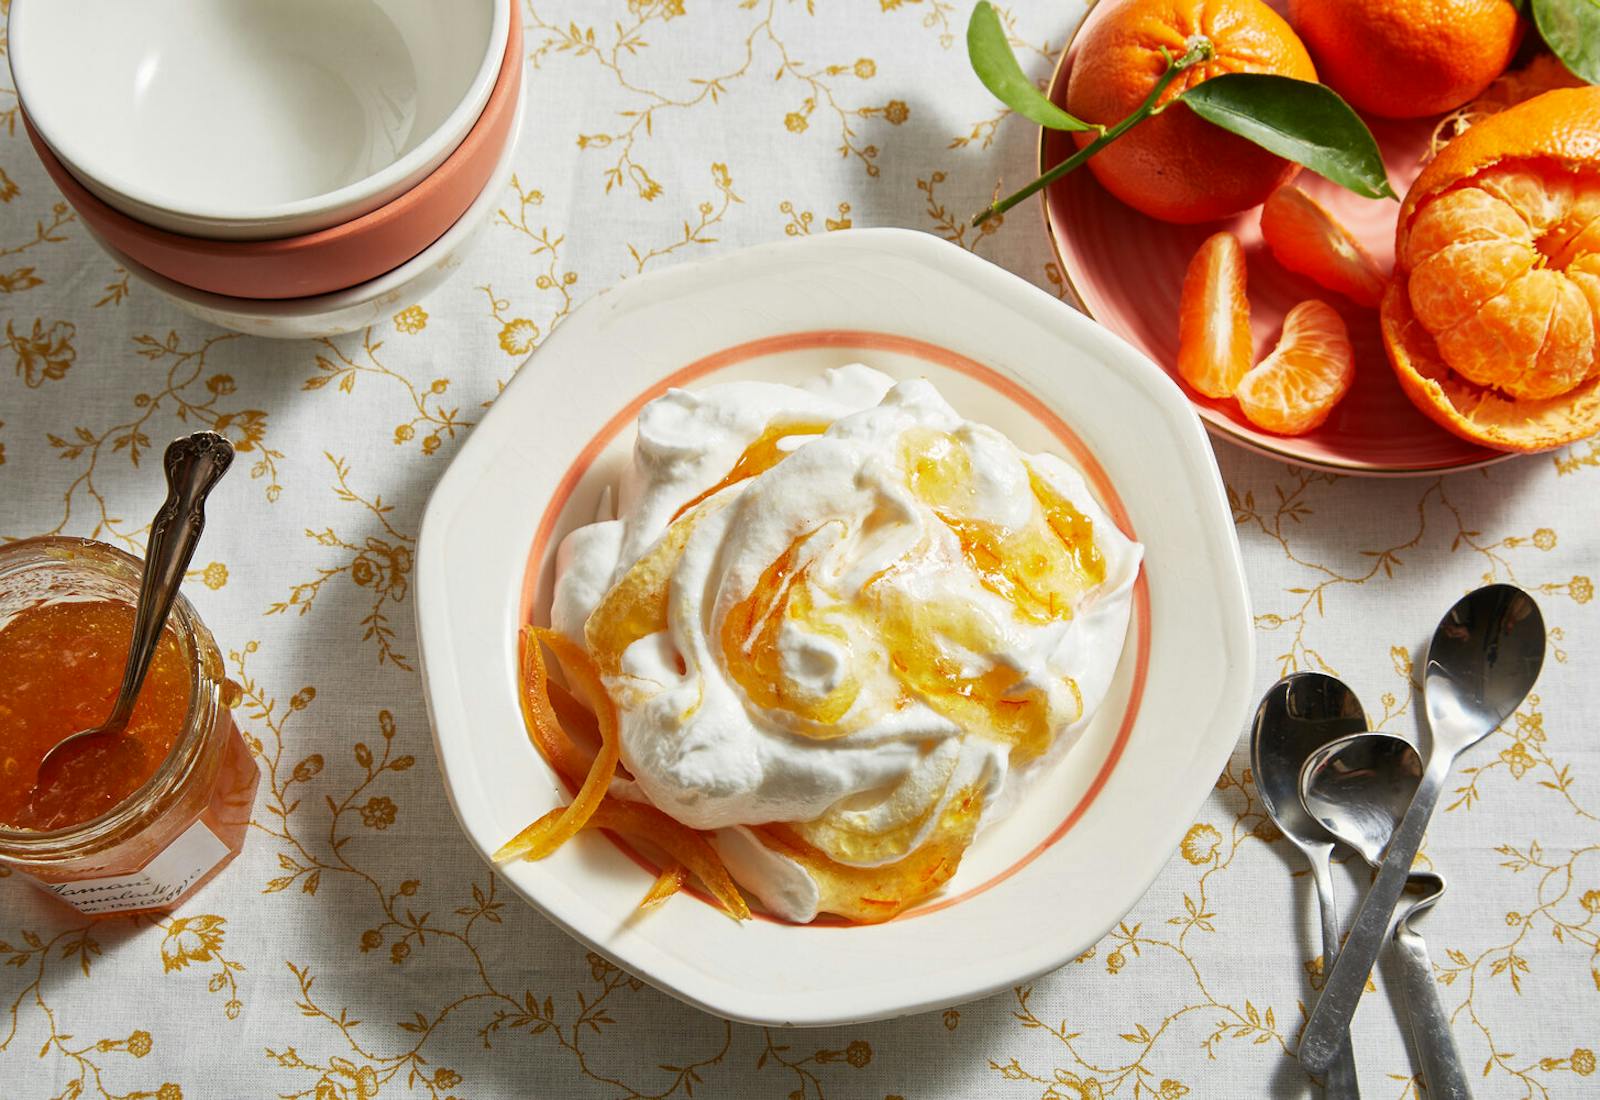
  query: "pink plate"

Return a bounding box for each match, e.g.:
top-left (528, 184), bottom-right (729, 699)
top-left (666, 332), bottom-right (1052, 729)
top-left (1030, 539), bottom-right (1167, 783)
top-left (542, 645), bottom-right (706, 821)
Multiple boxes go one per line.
top-left (1039, 1), bottom-right (1506, 475)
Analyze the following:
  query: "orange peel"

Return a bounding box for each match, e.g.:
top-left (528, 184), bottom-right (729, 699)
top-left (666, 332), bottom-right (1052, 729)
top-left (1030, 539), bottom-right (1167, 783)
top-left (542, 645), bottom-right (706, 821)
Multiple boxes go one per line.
top-left (513, 626), bottom-right (592, 786)
top-left (494, 628), bottom-right (619, 862)
top-left (585, 798), bottom-right (750, 921)
top-left (498, 626), bottom-right (749, 921)
top-left (1383, 86), bottom-right (1600, 452)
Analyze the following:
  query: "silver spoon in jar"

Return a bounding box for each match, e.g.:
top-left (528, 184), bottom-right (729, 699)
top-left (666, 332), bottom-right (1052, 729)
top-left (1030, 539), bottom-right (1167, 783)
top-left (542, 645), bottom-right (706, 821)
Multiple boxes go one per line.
top-left (1302, 732), bottom-right (1471, 1100)
top-left (1250, 671), bottom-right (1366, 1098)
top-left (1300, 585), bottom-right (1544, 1073)
top-left (32, 432), bottom-right (233, 796)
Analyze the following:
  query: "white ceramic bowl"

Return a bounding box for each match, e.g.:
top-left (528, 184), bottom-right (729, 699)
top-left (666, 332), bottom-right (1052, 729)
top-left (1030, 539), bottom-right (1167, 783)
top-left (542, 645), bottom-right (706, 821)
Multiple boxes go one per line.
top-left (9, 0), bottom-right (507, 240)
top-left (86, 90), bottom-right (524, 339)
top-left (415, 229), bottom-right (1254, 1026)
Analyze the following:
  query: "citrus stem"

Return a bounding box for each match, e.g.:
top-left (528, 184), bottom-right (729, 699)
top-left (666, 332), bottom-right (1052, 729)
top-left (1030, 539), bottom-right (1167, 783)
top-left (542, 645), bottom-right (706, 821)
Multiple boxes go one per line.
top-left (970, 39), bottom-right (1213, 228)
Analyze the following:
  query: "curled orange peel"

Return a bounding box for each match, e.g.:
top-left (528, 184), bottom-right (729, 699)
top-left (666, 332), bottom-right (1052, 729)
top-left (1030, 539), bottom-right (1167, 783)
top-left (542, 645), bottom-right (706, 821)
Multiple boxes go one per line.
top-left (496, 626), bottom-right (750, 922)
top-left (513, 626), bottom-right (592, 785)
top-left (586, 798), bottom-right (751, 921)
top-left (495, 628), bottom-right (619, 862)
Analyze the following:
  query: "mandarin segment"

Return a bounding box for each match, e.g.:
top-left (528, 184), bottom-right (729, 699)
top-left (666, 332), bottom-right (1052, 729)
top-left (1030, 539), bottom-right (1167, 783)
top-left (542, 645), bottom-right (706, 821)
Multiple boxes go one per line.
top-left (1235, 300), bottom-right (1354, 435)
top-left (1432, 269), bottom-right (1594, 399)
top-left (1259, 185), bottom-right (1387, 308)
top-left (1177, 231), bottom-right (1253, 398)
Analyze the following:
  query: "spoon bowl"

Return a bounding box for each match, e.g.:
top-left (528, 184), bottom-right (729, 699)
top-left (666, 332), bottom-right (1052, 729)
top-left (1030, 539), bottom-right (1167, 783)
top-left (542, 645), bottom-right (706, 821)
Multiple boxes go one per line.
top-left (1252, 672), bottom-right (1369, 852)
top-left (1423, 584), bottom-right (1545, 757)
top-left (1300, 732), bottom-right (1425, 862)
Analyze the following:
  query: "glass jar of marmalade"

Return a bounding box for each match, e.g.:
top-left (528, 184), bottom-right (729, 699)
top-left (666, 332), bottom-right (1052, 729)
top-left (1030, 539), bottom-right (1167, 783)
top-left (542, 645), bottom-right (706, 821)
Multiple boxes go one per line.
top-left (0, 537), bottom-right (258, 915)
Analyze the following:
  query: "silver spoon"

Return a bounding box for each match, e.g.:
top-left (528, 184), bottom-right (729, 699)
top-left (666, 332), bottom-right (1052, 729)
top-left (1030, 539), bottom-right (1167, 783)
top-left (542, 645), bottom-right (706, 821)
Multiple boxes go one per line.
top-left (1250, 671), bottom-right (1366, 1098)
top-left (1302, 732), bottom-right (1470, 1100)
top-left (33, 432), bottom-right (234, 792)
top-left (1300, 585), bottom-right (1544, 1073)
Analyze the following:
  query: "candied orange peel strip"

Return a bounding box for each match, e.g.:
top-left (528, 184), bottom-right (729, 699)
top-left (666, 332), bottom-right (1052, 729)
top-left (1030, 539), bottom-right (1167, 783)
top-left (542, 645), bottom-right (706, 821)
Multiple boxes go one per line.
top-left (637, 863), bottom-right (688, 912)
top-left (497, 626), bottom-right (750, 921)
top-left (513, 626), bottom-right (592, 785)
top-left (495, 628), bottom-right (619, 862)
top-left (587, 798), bottom-right (751, 921)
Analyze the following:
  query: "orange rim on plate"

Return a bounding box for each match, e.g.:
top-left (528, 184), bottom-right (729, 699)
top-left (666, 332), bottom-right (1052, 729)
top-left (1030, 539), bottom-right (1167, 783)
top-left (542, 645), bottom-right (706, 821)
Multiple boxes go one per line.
top-left (1036, 3), bottom-right (1508, 476)
top-left (518, 330), bottom-right (1152, 924)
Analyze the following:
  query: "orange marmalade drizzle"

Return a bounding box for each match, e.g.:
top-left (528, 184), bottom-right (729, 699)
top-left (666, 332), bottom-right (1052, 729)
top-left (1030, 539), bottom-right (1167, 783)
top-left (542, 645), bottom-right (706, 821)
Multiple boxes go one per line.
top-left (669, 421), bottom-right (830, 523)
top-left (904, 428), bottom-right (1104, 624)
top-left (586, 512), bottom-right (700, 678)
top-left (719, 536), bottom-right (859, 730)
top-left (0, 600), bottom-right (190, 831)
top-left (712, 428), bottom-right (1097, 756)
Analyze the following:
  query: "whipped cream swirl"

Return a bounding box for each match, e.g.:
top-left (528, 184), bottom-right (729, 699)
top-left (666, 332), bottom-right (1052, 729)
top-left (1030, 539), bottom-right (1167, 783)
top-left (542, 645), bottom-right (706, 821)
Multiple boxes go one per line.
top-left (551, 366), bottom-right (1141, 920)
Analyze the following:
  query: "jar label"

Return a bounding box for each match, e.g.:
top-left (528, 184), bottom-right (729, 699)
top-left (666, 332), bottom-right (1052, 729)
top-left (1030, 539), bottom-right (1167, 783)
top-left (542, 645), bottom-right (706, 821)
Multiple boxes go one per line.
top-left (35, 818), bottom-right (231, 914)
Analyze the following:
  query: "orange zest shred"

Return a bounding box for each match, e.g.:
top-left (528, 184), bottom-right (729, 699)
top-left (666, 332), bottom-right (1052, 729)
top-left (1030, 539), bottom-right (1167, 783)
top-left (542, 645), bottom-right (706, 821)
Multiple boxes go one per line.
top-left (637, 863), bottom-right (688, 912)
top-left (497, 626), bottom-right (750, 922)
top-left (494, 628), bottom-right (620, 862)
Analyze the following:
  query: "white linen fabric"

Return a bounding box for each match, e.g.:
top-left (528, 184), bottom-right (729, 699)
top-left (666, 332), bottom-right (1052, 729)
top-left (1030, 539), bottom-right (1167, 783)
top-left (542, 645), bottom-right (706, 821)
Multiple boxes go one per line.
top-left (0, 3), bottom-right (1595, 1097)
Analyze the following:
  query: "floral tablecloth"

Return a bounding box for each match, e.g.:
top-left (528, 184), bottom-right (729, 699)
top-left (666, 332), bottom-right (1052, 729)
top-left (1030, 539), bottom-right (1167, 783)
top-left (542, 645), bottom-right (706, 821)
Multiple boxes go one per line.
top-left (2, 2), bottom-right (1597, 1098)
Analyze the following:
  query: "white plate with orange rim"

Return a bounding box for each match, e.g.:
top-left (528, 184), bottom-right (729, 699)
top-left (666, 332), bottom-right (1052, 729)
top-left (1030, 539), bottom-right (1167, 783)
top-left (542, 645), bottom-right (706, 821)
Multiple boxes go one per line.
top-left (415, 228), bottom-right (1253, 1026)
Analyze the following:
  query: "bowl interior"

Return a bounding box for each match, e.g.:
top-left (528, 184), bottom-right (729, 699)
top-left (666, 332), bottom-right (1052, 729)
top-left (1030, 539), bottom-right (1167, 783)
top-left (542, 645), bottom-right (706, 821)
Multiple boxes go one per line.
top-left (14, 0), bottom-right (494, 212)
top-left (1039, 0), bottom-right (1504, 474)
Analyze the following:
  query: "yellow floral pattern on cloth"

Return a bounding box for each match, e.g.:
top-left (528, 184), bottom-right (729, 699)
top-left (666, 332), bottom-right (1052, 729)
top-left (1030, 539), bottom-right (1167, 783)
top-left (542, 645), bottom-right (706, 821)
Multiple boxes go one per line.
top-left (0, 1), bottom-right (1596, 1096)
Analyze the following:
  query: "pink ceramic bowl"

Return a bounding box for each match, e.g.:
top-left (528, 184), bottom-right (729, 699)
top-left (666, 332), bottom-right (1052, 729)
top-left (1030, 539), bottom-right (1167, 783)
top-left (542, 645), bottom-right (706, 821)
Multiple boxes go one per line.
top-left (1038, 0), bottom-right (1503, 475)
top-left (23, 0), bottom-right (522, 301)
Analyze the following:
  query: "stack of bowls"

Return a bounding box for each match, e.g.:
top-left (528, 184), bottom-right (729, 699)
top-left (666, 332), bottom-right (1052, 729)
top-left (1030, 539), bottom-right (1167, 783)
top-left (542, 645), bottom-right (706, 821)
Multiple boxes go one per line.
top-left (8, 0), bottom-right (521, 339)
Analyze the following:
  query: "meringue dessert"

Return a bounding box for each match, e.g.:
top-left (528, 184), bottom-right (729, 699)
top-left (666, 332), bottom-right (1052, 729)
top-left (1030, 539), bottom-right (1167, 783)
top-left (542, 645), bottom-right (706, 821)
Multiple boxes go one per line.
top-left (497, 366), bottom-right (1142, 924)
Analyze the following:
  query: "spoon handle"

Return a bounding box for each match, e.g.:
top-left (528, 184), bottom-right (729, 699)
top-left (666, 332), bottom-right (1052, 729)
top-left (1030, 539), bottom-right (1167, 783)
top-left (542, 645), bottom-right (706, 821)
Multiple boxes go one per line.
top-left (1309, 852), bottom-right (1362, 1098)
top-left (102, 432), bottom-right (234, 731)
top-left (1301, 760), bottom-right (1449, 1073)
top-left (1394, 918), bottom-right (1471, 1099)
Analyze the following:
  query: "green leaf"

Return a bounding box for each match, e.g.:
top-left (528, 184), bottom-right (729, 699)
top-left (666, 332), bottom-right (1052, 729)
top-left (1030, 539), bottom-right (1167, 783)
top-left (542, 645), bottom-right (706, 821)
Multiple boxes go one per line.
top-left (1533, 0), bottom-right (1600, 85)
top-left (966, 1), bottom-right (1093, 132)
top-left (1180, 74), bottom-right (1396, 200)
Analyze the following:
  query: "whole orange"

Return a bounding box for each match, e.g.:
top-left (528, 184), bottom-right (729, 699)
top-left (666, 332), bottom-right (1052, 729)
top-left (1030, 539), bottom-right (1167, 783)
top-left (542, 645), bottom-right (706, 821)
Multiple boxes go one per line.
top-left (1382, 86), bottom-right (1600, 452)
top-left (1288, 0), bottom-right (1522, 119)
top-left (1065, 0), bottom-right (1317, 225)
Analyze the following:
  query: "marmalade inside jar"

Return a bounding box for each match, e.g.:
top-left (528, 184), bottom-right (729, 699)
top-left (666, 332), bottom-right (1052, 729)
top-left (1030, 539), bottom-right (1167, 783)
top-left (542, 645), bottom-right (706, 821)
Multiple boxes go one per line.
top-left (0, 599), bottom-right (190, 831)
